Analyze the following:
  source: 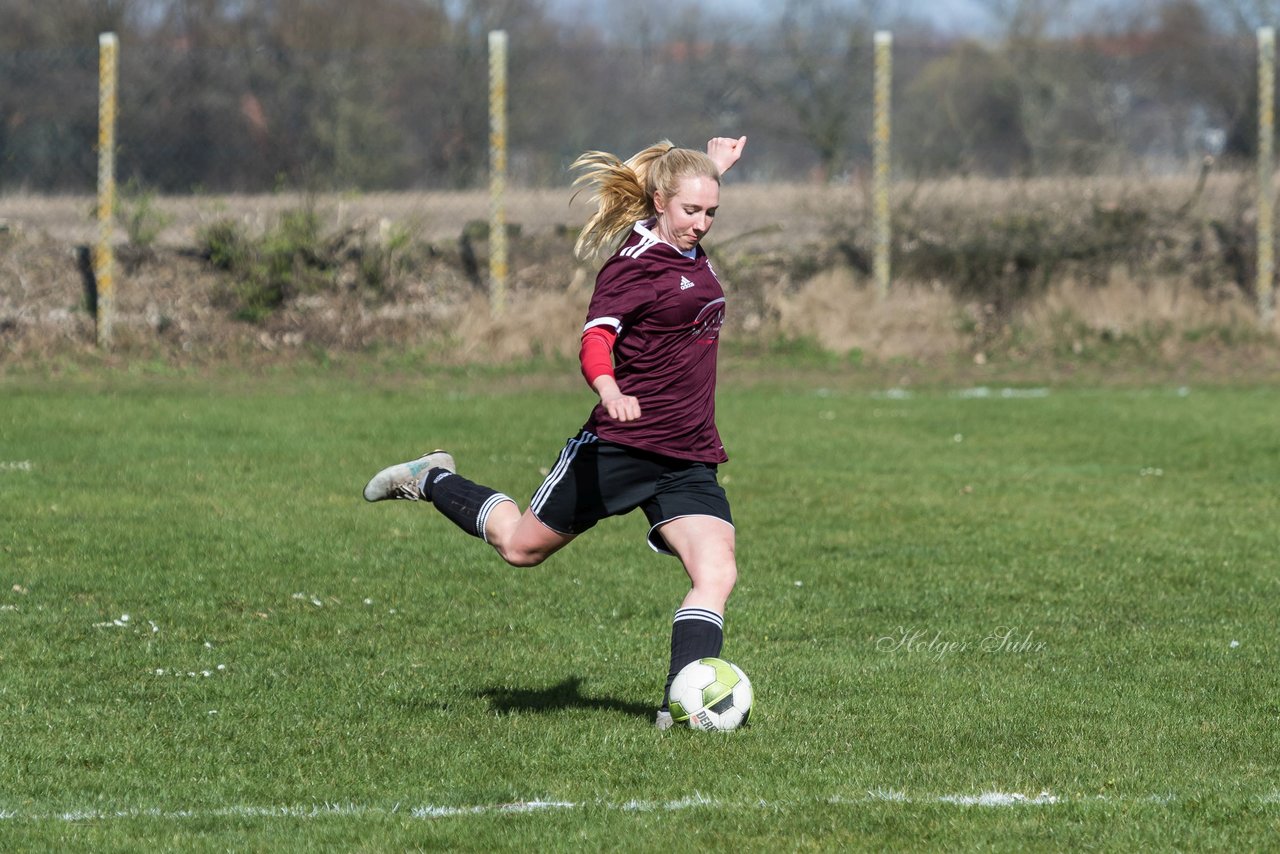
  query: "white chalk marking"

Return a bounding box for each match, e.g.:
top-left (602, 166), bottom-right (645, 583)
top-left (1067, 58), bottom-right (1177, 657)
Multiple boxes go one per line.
top-left (954, 387), bottom-right (1050, 399)
top-left (7, 789), bottom-right (1274, 823)
top-left (863, 788), bottom-right (909, 803)
top-left (938, 791), bottom-right (1059, 807)
top-left (663, 793), bottom-right (719, 810)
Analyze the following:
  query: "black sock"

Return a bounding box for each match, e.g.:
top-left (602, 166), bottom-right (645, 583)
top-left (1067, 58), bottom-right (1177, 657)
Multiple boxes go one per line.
top-left (420, 469), bottom-right (513, 543)
top-left (661, 607), bottom-right (725, 710)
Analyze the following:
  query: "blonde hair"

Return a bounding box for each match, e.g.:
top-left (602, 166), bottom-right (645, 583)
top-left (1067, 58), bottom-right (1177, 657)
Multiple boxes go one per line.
top-left (570, 140), bottom-right (720, 259)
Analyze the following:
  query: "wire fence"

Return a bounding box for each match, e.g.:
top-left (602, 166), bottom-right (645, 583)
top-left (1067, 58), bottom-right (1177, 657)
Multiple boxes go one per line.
top-left (1, 26), bottom-right (1277, 350)
top-left (0, 31), bottom-right (1263, 195)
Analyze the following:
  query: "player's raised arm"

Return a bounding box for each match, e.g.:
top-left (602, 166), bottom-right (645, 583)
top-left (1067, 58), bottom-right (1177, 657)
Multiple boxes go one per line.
top-left (707, 136), bottom-right (746, 176)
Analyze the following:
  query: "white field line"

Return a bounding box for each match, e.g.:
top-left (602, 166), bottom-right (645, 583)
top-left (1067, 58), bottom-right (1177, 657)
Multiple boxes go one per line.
top-left (2, 791), bottom-right (1273, 822)
top-left (952, 387), bottom-right (1051, 400)
top-left (869, 387), bottom-right (1052, 401)
top-left (938, 792), bottom-right (1059, 806)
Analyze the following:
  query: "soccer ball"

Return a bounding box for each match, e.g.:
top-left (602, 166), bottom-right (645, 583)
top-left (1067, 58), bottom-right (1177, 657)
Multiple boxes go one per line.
top-left (668, 657), bottom-right (752, 731)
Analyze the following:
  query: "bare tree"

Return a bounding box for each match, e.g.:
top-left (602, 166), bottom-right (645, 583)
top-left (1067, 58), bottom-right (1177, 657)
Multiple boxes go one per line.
top-left (755, 0), bottom-right (882, 181)
top-left (1221, 0), bottom-right (1280, 30)
top-left (975, 0), bottom-right (1132, 173)
top-left (1211, 0), bottom-right (1280, 158)
top-left (897, 41), bottom-right (1030, 176)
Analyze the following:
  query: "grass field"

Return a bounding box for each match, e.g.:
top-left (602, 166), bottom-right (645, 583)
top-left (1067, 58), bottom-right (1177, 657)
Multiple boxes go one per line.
top-left (1, 364), bottom-right (1278, 849)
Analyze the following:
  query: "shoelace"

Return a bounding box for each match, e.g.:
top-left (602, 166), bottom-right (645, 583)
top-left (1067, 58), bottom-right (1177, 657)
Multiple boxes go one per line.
top-left (392, 480), bottom-right (422, 500)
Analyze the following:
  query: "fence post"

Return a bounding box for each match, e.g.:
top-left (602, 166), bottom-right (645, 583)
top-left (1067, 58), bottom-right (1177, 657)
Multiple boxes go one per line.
top-left (489, 30), bottom-right (508, 316)
top-left (96, 32), bottom-right (119, 348)
top-left (1260, 28), bottom-right (1276, 330)
top-left (873, 31), bottom-right (893, 300)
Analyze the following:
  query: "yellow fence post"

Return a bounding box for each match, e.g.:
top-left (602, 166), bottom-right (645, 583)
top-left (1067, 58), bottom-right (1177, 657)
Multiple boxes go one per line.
top-left (489, 30), bottom-right (508, 316)
top-left (873, 31), bottom-right (893, 300)
top-left (96, 32), bottom-right (118, 348)
top-left (1259, 27), bottom-right (1276, 331)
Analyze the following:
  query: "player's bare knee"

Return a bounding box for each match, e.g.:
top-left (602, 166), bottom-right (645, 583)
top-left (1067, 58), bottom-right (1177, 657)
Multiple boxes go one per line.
top-left (691, 560), bottom-right (737, 596)
top-left (716, 564), bottom-right (738, 595)
top-left (497, 544), bottom-right (549, 568)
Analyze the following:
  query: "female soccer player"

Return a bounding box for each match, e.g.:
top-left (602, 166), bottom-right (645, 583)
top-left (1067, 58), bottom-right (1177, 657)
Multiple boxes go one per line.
top-left (364, 135), bottom-right (748, 729)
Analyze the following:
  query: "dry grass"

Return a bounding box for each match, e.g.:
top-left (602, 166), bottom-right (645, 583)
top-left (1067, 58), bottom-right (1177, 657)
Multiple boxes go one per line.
top-left (0, 183), bottom-right (831, 249)
top-left (771, 267), bottom-right (964, 359)
top-left (1, 173), bottom-right (1277, 374)
top-left (0, 169), bottom-right (1255, 244)
top-left (1030, 271), bottom-right (1255, 339)
top-left (895, 170), bottom-right (1250, 217)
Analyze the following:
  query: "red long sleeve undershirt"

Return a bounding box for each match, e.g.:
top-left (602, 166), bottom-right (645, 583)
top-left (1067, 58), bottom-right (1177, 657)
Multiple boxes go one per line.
top-left (579, 326), bottom-right (617, 386)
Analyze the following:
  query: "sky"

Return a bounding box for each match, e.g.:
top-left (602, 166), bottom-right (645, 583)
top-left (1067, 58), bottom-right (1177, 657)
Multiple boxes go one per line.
top-left (539, 0), bottom-right (990, 34)
top-left (542, 0), bottom-right (1175, 39)
top-left (881, 0), bottom-right (995, 33)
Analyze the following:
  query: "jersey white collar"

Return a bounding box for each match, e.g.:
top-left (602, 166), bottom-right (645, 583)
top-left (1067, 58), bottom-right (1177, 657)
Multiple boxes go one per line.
top-left (634, 218), bottom-right (698, 259)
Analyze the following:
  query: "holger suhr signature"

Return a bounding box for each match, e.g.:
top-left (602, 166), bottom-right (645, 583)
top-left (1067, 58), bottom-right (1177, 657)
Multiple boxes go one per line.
top-left (875, 626), bottom-right (1046, 661)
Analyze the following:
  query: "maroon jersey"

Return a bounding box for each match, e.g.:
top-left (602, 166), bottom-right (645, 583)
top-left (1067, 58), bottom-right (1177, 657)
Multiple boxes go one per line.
top-left (582, 219), bottom-right (728, 463)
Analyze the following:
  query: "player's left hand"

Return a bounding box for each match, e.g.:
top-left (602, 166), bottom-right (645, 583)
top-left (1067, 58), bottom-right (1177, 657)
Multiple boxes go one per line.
top-left (601, 391), bottom-right (641, 422)
top-left (707, 136), bottom-right (747, 175)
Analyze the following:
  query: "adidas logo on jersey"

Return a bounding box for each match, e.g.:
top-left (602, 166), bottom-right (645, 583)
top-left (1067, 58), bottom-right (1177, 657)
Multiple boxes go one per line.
top-left (679, 276), bottom-right (696, 290)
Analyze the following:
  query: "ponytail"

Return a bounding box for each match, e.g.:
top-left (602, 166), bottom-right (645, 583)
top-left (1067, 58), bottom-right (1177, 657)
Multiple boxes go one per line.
top-left (571, 140), bottom-right (719, 260)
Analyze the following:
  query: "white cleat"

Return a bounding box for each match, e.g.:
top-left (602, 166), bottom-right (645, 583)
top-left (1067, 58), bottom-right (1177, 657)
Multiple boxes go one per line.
top-left (363, 451), bottom-right (456, 502)
top-left (654, 709), bottom-right (675, 731)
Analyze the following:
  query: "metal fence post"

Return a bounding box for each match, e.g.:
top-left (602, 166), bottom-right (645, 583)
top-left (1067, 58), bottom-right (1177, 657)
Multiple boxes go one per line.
top-left (1260, 28), bottom-right (1276, 330)
top-left (489, 30), bottom-right (508, 316)
top-left (873, 31), bottom-right (893, 300)
top-left (96, 32), bottom-right (118, 347)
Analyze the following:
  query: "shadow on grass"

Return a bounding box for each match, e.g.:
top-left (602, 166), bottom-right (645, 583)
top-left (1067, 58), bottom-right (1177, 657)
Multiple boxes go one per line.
top-left (477, 676), bottom-right (653, 720)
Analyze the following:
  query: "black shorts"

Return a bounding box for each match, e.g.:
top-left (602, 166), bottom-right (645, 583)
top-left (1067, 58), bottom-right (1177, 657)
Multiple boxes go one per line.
top-left (529, 430), bottom-right (733, 555)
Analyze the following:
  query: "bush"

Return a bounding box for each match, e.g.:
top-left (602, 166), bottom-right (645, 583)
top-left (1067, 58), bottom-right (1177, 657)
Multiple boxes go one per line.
top-left (880, 168), bottom-right (1249, 327)
top-left (357, 220), bottom-right (413, 296)
top-left (199, 206), bottom-right (334, 323)
top-left (115, 180), bottom-right (173, 271)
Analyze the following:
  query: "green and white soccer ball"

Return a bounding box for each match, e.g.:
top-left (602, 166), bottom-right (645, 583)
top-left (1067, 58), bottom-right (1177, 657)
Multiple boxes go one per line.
top-left (669, 657), bottom-right (753, 731)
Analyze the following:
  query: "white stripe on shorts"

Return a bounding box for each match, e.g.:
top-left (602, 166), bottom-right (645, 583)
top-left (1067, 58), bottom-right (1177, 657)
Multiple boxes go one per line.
top-left (530, 430), bottom-right (598, 515)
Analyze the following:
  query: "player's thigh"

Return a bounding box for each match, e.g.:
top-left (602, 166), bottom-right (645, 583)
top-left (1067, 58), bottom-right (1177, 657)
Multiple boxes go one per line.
top-left (657, 514), bottom-right (737, 587)
top-left (642, 461), bottom-right (733, 560)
